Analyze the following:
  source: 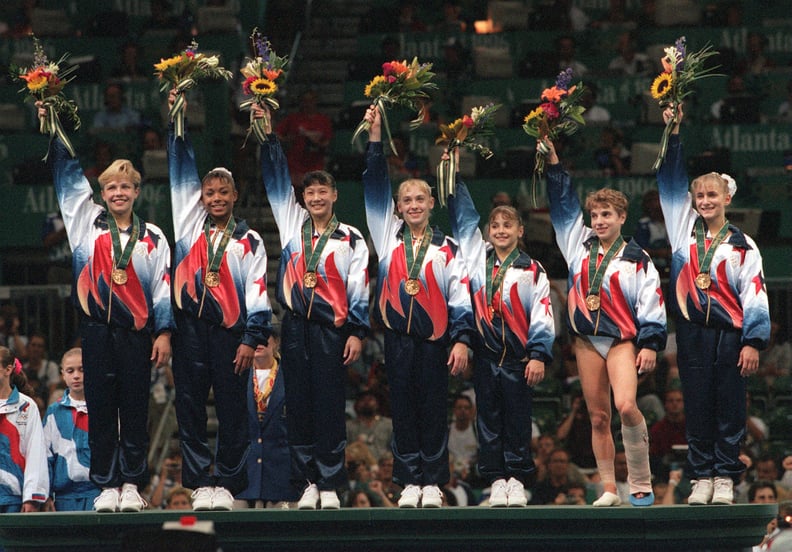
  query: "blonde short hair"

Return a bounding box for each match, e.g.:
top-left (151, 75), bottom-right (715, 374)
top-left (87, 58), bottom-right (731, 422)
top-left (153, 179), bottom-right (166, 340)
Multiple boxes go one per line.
top-left (584, 188), bottom-right (628, 216)
top-left (690, 172), bottom-right (732, 196)
top-left (397, 178), bottom-right (432, 201)
top-left (60, 347), bottom-right (81, 368)
top-left (98, 159), bottom-right (141, 189)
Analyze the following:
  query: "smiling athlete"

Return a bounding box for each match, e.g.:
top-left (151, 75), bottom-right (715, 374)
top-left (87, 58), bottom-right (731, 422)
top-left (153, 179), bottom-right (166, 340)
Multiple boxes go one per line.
top-left (542, 137), bottom-right (666, 507)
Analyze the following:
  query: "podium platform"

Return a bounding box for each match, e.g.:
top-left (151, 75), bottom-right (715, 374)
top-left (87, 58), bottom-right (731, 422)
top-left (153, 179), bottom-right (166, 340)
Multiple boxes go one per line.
top-left (0, 504), bottom-right (777, 551)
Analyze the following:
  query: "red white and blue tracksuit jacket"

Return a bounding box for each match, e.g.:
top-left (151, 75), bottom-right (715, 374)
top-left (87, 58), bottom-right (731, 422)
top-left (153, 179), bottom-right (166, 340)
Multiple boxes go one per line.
top-left (43, 390), bottom-right (95, 501)
top-left (260, 137), bottom-right (369, 337)
top-left (0, 388), bottom-right (48, 505)
top-left (363, 142), bottom-right (474, 344)
top-left (49, 137), bottom-right (174, 334)
top-left (656, 135), bottom-right (770, 346)
top-left (448, 181), bottom-right (554, 363)
top-left (169, 130), bottom-right (272, 345)
top-left (546, 163), bottom-right (667, 351)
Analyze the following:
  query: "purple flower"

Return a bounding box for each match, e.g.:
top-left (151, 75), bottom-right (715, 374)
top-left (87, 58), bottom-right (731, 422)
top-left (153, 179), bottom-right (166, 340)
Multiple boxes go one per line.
top-left (675, 37), bottom-right (687, 71)
top-left (555, 68), bottom-right (573, 91)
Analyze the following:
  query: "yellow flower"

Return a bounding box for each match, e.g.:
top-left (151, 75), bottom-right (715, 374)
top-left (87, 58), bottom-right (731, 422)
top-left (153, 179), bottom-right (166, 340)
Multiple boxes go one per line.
top-left (250, 78), bottom-right (276, 95)
top-left (364, 75), bottom-right (386, 98)
top-left (650, 73), bottom-right (673, 100)
top-left (22, 69), bottom-right (49, 92)
top-left (154, 55), bottom-right (183, 73)
top-left (524, 107), bottom-right (544, 123)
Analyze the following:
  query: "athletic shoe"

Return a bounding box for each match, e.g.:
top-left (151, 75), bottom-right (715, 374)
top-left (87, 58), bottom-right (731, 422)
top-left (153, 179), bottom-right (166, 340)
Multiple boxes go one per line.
top-left (488, 479), bottom-right (508, 507)
top-left (592, 491), bottom-right (622, 507)
top-left (505, 478), bottom-right (528, 507)
top-left (298, 483), bottom-right (320, 510)
top-left (211, 487), bottom-right (234, 511)
top-left (398, 484), bottom-right (422, 508)
top-left (320, 490), bottom-right (341, 510)
top-left (711, 477), bottom-right (734, 505)
top-left (420, 485), bottom-right (443, 508)
top-left (191, 486), bottom-right (215, 511)
top-left (687, 478), bottom-right (714, 505)
top-left (119, 483), bottom-right (147, 512)
top-left (94, 487), bottom-right (120, 512)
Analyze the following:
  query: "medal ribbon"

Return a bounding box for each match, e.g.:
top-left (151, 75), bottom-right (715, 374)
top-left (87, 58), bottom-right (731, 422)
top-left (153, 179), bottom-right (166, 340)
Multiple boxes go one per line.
top-left (486, 248), bottom-right (520, 307)
top-left (253, 359), bottom-right (279, 413)
top-left (587, 236), bottom-right (625, 297)
top-left (404, 226), bottom-right (432, 280)
top-left (107, 213), bottom-right (141, 271)
top-left (204, 216), bottom-right (237, 275)
top-left (302, 215), bottom-right (339, 274)
top-left (695, 217), bottom-right (729, 277)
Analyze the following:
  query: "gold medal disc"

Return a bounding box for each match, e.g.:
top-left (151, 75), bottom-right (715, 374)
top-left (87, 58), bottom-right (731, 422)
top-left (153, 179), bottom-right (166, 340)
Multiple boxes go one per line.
top-left (585, 294), bottom-right (601, 311)
top-left (205, 271), bottom-right (220, 288)
top-left (303, 271), bottom-right (318, 289)
top-left (111, 269), bottom-right (128, 285)
top-left (404, 278), bottom-right (421, 296)
top-left (695, 273), bottom-right (711, 290)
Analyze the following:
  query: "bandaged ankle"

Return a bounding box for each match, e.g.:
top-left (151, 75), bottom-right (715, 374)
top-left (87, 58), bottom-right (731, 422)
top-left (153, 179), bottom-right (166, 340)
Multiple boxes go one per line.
top-left (622, 420), bottom-right (651, 493)
top-left (596, 459), bottom-right (616, 487)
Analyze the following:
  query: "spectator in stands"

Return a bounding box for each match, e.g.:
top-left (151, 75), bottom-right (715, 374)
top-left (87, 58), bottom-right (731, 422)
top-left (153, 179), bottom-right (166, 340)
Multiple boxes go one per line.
top-left (528, 0), bottom-right (589, 31)
top-left (387, 134), bottom-right (423, 184)
top-left (275, 90), bottom-right (333, 188)
top-left (758, 321), bottom-right (791, 382)
top-left (42, 98), bottom-right (175, 514)
top-left (42, 347), bottom-right (98, 511)
top-left (759, 499), bottom-right (792, 550)
top-left (22, 332), bottom-right (60, 401)
top-left (555, 394), bottom-right (596, 469)
top-left (374, 452), bottom-right (402, 506)
top-left (776, 79), bottom-right (792, 122)
top-left (437, 37), bottom-right (472, 117)
top-left (649, 388), bottom-right (686, 467)
top-left (347, 489), bottom-right (375, 507)
top-left (555, 35), bottom-right (588, 77)
top-left (435, 0), bottom-right (467, 34)
top-left (580, 82), bottom-right (612, 126)
top-left (745, 393), bottom-right (768, 459)
top-left (142, 128), bottom-right (165, 152)
top-left (635, 189), bottom-right (671, 277)
top-left (594, 127), bottom-right (631, 176)
top-left (750, 480), bottom-right (779, 503)
top-left (146, 0), bottom-right (181, 30)
top-left (42, 210), bottom-right (72, 284)
top-left (530, 447), bottom-right (574, 504)
top-left (397, 1), bottom-right (427, 32)
top-left (146, 450), bottom-right (183, 509)
top-left (1, 304), bottom-right (28, 360)
top-left (444, 465), bottom-right (477, 506)
top-left (709, 73), bottom-right (759, 124)
top-left (347, 391), bottom-right (393, 463)
top-left (164, 486), bottom-right (192, 510)
top-left (83, 141), bottom-right (114, 183)
top-left (754, 455), bottom-right (792, 499)
top-left (589, 0), bottom-right (634, 30)
top-left (447, 394), bottom-right (477, 481)
top-left (90, 83), bottom-right (142, 133)
top-left (554, 481), bottom-right (587, 505)
top-left (0, 346), bottom-right (48, 512)
top-left (736, 31), bottom-right (776, 76)
top-left (112, 41), bottom-right (147, 82)
top-left (608, 31), bottom-right (653, 76)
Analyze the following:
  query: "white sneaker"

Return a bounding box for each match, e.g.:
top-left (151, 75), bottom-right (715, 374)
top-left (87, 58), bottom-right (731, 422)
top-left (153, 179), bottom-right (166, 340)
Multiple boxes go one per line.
top-left (488, 479), bottom-right (508, 507)
top-left (191, 486), bottom-right (215, 510)
top-left (688, 478), bottom-right (714, 505)
top-left (94, 487), bottom-right (120, 512)
top-left (420, 485), bottom-right (443, 508)
top-left (398, 484), bottom-right (422, 508)
top-left (592, 491), bottom-right (622, 507)
top-left (298, 483), bottom-right (320, 510)
top-left (119, 483), bottom-right (147, 512)
top-left (211, 486), bottom-right (234, 511)
top-left (505, 477), bottom-right (528, 507)
top-left (711, 477), bottom-right (734, 505)
top-left (320, 490), bottom-right (341, 510)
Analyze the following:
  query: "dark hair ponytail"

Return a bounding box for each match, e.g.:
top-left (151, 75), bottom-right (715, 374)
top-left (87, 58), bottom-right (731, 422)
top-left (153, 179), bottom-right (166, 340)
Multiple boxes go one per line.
top-left (0, 346), bottom-right (35, 397)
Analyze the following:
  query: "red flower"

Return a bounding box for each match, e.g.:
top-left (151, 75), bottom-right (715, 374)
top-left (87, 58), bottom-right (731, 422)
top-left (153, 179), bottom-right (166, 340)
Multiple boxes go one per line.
top-left (462, 115), bottom-right (474, 128)
top-left (540, 102), bottom-right (560, 120)
top-left (242, 76), bottom-right (256, 95)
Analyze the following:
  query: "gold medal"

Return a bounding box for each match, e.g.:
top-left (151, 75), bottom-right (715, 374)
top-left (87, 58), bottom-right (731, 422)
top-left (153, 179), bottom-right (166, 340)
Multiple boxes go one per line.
top-left (303, 271), bottom-right (317, 289)
top-left (404, 278), bottom-right (421, 296)
top-left (205, 271), bottom-right (220, 288)
top-left (585, 294), bottom-right (601, 311)
top-left (695, 273), bottom-right (711, 290)
top-left (489, 306), bottom-right (496, 318)
top-left (111, 268), bottom-right (128, 285)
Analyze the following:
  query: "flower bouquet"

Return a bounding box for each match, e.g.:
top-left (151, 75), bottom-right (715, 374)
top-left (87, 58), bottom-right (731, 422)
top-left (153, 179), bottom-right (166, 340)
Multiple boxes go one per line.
top-left (649, 37), bottom-right (720, 171)
top-left (11, 35), bottom-right (80, 159)
top-left (154, 40), bottom-right (233, 138)
top-left (239, 29), bottom-right (288, 145)
top-left (351, 58), bottom-right (437, 154)
top-left (435, 103), bottom-right (500, 206)
top-left (522, 68), bottom-right (586, 205)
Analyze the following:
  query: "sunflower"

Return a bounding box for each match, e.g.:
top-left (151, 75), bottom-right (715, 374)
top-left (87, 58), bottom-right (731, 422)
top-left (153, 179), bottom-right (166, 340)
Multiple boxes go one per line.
top-left (250, 78), bottom-right (276, 96)
top-left (364, 75), bottom-right (387, 97)
top-left (650, 73), bottom-right (673, 100)
top-left (21, 68), bottom-right (49, 92)
top-left (154, 55), bottom-right (183, 73)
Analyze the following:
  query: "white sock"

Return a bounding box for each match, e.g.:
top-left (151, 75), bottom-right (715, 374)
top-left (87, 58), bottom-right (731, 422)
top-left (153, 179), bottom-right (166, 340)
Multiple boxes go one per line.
top-left (622, 419), bottom-right (652, 494)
